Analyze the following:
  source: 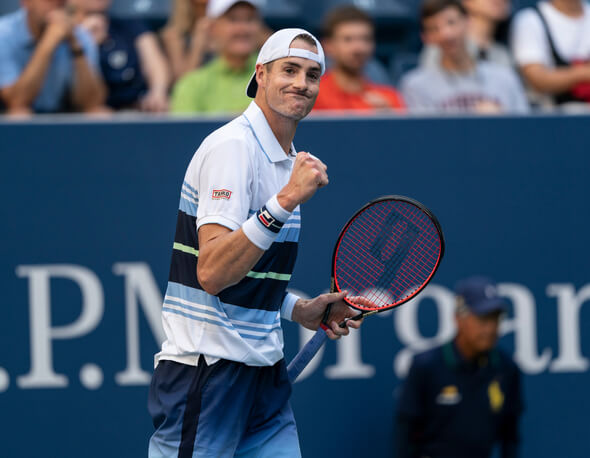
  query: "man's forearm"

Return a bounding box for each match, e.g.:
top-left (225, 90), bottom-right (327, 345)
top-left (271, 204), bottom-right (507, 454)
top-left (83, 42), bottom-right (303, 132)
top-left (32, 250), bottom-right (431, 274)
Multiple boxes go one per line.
top-left (71, 48), bottom-right (106, 111)
top-left (522, 63), bottom-right (590, 94)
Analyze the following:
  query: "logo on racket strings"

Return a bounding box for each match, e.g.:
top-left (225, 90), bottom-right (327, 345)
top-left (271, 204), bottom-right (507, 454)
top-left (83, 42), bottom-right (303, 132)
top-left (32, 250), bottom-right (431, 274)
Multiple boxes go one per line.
top-left (369, 209), bottom-right (421, 287)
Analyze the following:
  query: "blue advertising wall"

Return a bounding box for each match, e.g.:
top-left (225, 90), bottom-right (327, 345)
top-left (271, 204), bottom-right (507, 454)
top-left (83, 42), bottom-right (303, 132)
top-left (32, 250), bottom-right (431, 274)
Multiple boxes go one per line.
top-left (1, 114), bottom-right (589, 458)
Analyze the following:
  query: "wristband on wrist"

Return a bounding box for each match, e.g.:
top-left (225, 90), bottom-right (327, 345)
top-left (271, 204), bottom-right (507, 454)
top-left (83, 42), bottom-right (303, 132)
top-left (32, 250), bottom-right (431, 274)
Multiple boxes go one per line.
top-left (71, 47), bottom-right (85, 58)
top-left (281, 292), bottom-right (300, 321)
top-left (242, 194), bottom-right (292, 250)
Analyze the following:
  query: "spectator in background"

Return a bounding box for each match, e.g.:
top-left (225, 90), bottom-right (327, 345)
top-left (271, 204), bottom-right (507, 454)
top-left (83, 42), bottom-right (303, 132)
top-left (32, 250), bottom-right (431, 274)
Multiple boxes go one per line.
top-left (401, 0), bottom-right (528, 114)
top-left (511, 0), bottom-right (590, 109)
top-left (170, 0), bottom-right (262, 114)
top-left (313, 6), bottom-right (405, 112)
top-left (396, 276), bottom-right (523, 458)
top-left (160, 0), bottom-right (213, 81)
top-left (0, 0), bottom-right (105, 115)
top-left (421, 0), bottom-right (513, 68)
top-left (70, 0), bottom-right (170, 112)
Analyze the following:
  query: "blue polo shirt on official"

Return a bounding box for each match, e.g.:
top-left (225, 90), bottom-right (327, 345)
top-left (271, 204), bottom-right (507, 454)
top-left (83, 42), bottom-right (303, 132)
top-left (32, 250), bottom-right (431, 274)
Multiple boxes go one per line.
top-left (0, 9), bottom-right (99, 113)
top-left (396, 341), bottom-right (523, 458)
top-left (99, 18), bottom-right (149, 109)
top-left (155, 101), bottom-right (301, 368)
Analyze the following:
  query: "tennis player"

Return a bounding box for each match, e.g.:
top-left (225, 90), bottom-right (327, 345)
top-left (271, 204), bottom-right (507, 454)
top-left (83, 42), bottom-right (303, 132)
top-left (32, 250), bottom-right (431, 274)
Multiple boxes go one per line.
top-left (148, 27), bottom-right (362, 458)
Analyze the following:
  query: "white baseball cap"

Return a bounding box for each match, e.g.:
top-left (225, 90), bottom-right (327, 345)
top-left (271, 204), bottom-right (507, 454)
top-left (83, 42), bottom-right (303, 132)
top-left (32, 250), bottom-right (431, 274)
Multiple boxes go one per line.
top-left (246, 28), bottom-right (326, 98)
top-left (206, 0), bottom-right (261, 19)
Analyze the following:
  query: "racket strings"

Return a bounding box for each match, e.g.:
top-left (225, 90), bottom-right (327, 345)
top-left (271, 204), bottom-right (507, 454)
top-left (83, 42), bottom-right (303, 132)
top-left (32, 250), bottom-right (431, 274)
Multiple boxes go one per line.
top-left (335, 200), bottom-right (442, 309)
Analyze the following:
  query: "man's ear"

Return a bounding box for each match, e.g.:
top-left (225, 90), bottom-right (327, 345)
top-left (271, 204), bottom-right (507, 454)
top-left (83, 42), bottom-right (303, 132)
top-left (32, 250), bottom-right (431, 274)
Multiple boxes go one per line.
top-left (255, 63), bottom-right (266, 90)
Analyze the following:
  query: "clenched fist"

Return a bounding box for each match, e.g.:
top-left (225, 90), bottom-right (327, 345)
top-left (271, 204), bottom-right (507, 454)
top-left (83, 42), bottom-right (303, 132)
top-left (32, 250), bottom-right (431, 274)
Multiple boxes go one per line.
top-left (277, 152), bottom-right (328, 211)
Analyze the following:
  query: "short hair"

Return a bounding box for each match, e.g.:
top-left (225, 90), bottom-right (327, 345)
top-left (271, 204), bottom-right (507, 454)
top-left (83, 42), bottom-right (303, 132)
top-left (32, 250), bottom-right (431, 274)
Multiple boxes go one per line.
top-left (420, 0), bottom-right (467, 23)
top-left (291, 33), bottom-right (318, 49)
top-left (321, 5), bottom-right (374, 39)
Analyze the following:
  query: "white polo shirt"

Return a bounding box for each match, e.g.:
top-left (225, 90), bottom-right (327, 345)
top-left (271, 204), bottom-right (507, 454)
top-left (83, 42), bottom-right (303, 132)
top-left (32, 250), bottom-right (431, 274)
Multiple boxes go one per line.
top-left (155, 101), bottom-right (302, 368)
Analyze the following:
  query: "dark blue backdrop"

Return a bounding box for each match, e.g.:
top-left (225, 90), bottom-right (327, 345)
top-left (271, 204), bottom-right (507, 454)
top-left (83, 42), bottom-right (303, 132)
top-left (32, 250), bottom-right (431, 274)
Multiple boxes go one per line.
top-left (1, 114), bottom-right (588, 458)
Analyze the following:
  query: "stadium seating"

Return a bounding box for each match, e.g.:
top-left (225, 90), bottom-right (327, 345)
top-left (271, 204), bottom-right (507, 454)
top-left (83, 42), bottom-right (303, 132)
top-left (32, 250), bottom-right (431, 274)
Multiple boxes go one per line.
top-left (108, 0), bottom-right (171, 18)
top-left (257, 0), bottom-right (305, 29)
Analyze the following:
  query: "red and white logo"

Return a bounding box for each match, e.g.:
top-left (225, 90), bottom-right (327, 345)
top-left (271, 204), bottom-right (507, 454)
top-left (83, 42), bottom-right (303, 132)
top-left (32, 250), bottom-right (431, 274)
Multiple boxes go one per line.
top-left (212, 189), bottom-right (232, 200)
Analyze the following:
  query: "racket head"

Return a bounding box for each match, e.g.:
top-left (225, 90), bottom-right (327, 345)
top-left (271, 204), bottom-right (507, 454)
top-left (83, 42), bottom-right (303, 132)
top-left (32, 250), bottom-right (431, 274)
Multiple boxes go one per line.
top-left (331, 195), bottom-right (444, 312)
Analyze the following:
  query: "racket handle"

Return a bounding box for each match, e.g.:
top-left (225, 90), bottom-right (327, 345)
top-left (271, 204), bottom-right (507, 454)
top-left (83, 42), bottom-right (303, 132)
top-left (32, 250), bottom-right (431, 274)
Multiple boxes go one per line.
top-left (287, 327), bottom-right (329, 383)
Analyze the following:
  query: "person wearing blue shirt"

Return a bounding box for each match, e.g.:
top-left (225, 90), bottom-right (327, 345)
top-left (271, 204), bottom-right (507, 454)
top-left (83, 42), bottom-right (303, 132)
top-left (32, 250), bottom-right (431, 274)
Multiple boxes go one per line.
top-left (396, 276), bottom-right (524, 458)
top-left (0, 0), bottom-right (105, 114)
top-left (71, 0), bottom-right (170, 112)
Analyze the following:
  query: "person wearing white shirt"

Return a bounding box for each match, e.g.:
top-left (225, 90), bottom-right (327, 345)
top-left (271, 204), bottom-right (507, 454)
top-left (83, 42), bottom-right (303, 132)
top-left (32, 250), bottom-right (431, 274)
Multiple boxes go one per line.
top-left (511, 0), bottom-right (590, 107)
top-left (148, 23), bottom-right (362, 458)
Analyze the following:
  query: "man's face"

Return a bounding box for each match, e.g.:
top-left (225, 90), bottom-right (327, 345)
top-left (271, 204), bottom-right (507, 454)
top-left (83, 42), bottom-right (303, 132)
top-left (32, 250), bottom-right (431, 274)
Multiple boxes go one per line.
top-left (422, 6), bottom-right (468, 58)
top-left (457, 311), bottom-right (501, 354)
top-left (464, 0), bottom-right (510, 22)
top-left (213, 3), bottom-right (261, 59)
top-left (258, 38), bottom-right (321, 121)
top-left (23, 0), bottom-right (67, 24)
top-left (325, 21), bottom-right (374, 75)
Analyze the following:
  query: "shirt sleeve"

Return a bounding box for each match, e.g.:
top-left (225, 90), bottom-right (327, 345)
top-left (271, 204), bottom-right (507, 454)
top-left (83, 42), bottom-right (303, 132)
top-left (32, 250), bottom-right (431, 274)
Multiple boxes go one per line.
top-left (194, 137), bottom-right (254, 231)
top-left (510, 9), bottom-right (553, 68)
top-left (0, 36), bottom-right (21, 89)
top-left (504, 68), bottom-right (530, 113)
top-left (74, 26), bottom-right (100, 73)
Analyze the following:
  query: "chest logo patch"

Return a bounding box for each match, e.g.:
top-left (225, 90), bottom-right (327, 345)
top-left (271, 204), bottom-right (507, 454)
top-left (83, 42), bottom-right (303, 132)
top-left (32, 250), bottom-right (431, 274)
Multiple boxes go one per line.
top-left (488, 380), bottom-right (504, 412)
top-left (436, 385), bottom-right (462, 405)
top-left (212, 189), bottom-right (232, 200)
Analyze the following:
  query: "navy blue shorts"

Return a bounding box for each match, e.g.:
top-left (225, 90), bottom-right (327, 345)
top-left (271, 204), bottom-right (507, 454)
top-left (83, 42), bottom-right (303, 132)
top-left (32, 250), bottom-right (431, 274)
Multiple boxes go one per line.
top-left (148, 357), bottom-right (300, 457)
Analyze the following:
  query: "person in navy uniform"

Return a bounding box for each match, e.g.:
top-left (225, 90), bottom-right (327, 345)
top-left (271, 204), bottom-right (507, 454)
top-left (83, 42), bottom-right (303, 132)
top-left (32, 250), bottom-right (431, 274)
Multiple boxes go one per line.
top-left (395, 276), bottom-right (523, 458)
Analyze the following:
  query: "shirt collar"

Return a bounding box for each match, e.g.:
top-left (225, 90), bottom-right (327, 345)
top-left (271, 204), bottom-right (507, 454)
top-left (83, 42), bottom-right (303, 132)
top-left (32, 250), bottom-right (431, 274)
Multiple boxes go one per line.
top-left (242, 101), bottom-right (296, 163)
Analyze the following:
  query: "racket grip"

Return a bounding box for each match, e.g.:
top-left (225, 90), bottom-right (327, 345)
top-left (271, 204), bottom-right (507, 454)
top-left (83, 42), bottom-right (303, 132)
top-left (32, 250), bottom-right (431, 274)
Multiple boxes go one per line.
top-left (287, 327), bottom-right (329, 383)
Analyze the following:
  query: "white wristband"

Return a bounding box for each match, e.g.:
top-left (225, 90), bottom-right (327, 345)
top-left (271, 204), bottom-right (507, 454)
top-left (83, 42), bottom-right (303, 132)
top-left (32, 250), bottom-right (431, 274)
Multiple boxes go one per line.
top-left (281, 292), bottom-right (300, 321)
top-left (242, 194), bottom-right (292, 250)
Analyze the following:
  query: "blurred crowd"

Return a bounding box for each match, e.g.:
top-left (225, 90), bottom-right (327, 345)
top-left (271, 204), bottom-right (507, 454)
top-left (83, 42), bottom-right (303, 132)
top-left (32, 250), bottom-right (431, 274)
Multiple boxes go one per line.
top-left (1, 0), bottom-right (589, 117)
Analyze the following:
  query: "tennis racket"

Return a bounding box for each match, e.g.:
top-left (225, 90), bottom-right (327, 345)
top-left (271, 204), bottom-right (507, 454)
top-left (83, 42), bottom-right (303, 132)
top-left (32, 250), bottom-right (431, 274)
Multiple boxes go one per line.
top-left (287, 195), bottom-right (445, 383)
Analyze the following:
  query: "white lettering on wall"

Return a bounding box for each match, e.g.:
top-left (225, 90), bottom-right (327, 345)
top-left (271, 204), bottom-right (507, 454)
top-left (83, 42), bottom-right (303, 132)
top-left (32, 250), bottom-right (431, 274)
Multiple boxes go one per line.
top-left (113, 263), bottom-right (165, 385)
top-left (498, 283), bottom-right (552, 374)
top-left (547, 283), bottom-right (590, 372)
top-left (15, 265), bottom-right (104, 388)
top-left (393, 285), bottom-right (455, 378)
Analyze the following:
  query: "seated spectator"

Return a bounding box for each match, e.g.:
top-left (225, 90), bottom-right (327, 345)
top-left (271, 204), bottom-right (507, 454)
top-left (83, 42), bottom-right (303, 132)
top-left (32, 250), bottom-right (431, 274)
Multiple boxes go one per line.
top-left (170, 0), bottom-right (262, 114)
top-left (421, 0), bottom-right (513, 68)
top-left (160, 0), bottom-right (213, 82)
top-left (511, 0), bottom-right (590, 109)
top-left (0, 0), bottom-right (105, 115)
top-left (401, 0), bottom-right (529, 114)
top-left (314, 6), bottom-right (405, 112)
top-left (70, 0), bottom-right (170, 112)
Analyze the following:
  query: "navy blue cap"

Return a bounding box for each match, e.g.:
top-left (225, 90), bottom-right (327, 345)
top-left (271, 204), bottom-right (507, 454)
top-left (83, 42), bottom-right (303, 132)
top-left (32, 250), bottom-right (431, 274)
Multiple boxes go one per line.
top-left (455, 276), bottom-right (507, 316)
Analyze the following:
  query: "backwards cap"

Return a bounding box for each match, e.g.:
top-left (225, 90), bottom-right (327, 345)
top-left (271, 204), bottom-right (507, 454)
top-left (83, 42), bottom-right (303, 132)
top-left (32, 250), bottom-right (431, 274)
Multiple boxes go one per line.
top-left (246, 28), bottom-right (325, 98)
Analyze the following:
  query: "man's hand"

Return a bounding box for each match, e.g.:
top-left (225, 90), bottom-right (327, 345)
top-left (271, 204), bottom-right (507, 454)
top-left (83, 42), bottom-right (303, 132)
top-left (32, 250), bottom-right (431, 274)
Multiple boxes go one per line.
top-left (80, 14), bottom-right (108, 45)
top-left (43, 9), bottom-right (75, 46)
top-left (140, 88), bottom-right (169, 112)
top-left (291, 291), bottom-right (363, 340)
top-left (277, 152), bottom-right (328, 212)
